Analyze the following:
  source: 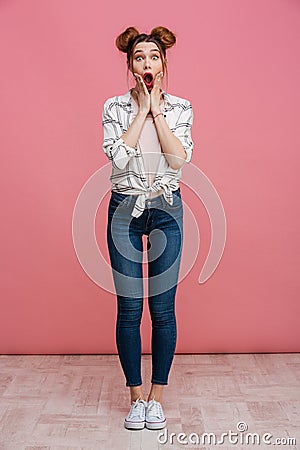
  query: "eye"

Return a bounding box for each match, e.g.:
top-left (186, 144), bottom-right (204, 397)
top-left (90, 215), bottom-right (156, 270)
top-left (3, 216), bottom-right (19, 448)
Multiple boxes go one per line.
top-left (152, 55), bottom-right (159, 60)
top-left (135, 56), bottom-right (142, 61)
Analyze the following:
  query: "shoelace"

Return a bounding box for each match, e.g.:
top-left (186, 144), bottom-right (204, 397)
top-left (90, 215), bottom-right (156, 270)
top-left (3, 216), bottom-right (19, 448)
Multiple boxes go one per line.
top-left (128, 396), bottom-right (146, 420)
top-left (147, 397), bottom-right (164, 419)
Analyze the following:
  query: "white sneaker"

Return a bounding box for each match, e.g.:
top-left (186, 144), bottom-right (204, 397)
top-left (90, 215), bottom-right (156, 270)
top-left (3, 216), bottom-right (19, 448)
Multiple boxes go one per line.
top-left (124, 396), bottom-right (147, 430)
top-left (145, 398), bottom-right (167, 430)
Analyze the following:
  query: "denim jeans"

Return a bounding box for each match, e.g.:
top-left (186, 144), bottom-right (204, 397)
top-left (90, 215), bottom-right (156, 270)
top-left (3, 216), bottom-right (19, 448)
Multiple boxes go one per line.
top-left (106, 188), bottom-right (183, 387)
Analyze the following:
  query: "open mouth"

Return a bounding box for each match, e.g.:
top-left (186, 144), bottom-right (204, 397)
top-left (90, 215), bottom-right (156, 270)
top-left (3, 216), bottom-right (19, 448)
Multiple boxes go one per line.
top-left (143, 72), bottom-right (153, 87)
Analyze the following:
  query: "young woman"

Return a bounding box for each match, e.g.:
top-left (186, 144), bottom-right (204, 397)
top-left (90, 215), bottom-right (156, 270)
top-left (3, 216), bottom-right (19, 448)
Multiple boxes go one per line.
top-left (102, 26), bottom-right (194, 430)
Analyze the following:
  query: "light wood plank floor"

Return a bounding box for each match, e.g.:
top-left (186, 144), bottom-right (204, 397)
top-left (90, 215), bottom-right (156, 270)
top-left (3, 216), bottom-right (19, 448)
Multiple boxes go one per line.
top-left (0, 354), bottom-right (299, 450)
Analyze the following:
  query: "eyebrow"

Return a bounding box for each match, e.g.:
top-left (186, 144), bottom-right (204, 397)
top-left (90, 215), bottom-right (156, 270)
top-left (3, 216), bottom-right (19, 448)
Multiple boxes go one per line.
top-left (134, 49), bottom-right (160, 54)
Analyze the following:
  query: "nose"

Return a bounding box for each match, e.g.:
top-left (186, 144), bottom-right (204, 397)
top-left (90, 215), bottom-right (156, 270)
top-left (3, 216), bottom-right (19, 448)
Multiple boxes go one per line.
top-left (144, 57), bottom-right (151, 69)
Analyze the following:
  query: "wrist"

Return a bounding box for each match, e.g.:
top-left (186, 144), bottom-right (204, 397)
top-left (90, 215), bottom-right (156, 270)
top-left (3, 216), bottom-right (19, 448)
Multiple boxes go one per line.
top-left (152, 112), bottom-right (164, 123)
top-left (137, 108), bottom-right (149, 118)
top-left (151, 109), bottom-right (161, 117)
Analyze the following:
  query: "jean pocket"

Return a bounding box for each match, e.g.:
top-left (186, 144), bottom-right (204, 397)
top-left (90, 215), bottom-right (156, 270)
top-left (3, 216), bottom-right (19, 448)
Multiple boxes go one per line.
top-left (109, 191), bottom-right (131, 209)
top-left (164, 190), bottom-right (183, 210)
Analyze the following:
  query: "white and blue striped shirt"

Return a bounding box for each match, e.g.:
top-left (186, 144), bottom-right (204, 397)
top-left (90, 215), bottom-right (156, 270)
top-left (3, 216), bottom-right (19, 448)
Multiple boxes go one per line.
top-left (102, 89), bottom-right (194, 217)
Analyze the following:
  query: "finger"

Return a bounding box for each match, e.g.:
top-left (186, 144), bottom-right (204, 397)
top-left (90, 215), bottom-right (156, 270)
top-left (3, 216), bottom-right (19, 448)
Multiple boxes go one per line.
top-left (137, 75), bottom-right (145, 90)
top-left (134, 73), bottom-right (142, 84)
top-left (137, 74), bottom-right (144, 84)
top-left (139, 75), bottom-right (149, 93)
top-left (155, 74), bottom-right (162, 88)
top-left (155, 72), bottom-right (162, 86)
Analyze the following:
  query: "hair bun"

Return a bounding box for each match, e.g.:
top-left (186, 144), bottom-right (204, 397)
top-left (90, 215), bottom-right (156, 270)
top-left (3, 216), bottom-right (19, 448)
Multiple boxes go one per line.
top-left (115, 27), bottom-right (140, 53)
top-left (150, 26), bottom-right (176, 49)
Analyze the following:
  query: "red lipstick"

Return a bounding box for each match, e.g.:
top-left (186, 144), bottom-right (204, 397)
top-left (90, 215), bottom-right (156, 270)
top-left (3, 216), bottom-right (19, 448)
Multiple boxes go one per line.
top-left (143, 72), bottom-right (154, 90)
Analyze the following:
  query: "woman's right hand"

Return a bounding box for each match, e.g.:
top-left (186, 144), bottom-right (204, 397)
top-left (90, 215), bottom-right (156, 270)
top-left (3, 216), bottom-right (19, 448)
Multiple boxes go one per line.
top-left (133, 73), bottom-right (151, 114)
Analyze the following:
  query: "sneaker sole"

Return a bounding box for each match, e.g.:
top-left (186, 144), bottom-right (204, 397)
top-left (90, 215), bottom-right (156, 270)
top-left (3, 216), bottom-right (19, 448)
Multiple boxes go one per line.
top-left (124, 420), bottom-right (145, 430)
top-left (145, 419), bottom-right (166, 430)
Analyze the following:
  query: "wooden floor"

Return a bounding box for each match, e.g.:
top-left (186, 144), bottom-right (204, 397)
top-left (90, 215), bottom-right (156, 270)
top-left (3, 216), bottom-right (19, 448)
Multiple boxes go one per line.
top-left (0, 353), bottom-right (299, 450)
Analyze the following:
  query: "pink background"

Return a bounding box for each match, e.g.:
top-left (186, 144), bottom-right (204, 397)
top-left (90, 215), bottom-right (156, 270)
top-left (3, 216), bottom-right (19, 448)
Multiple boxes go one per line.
top-left (1, 0), bottom-right (299, 353)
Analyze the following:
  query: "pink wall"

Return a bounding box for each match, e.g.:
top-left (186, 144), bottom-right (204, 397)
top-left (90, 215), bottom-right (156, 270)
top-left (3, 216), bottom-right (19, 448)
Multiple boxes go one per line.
top-left (1, 0), bottom-right (299, 353)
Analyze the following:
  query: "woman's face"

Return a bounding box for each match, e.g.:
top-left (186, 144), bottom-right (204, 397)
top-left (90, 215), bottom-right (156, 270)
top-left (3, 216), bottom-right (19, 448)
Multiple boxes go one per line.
top-left (131, 41), bottom-right (164, 90)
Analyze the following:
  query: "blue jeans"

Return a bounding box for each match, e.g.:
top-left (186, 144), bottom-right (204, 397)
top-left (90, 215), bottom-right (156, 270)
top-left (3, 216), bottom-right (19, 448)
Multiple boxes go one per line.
top-left (106, 188), bottom-right (183, 387)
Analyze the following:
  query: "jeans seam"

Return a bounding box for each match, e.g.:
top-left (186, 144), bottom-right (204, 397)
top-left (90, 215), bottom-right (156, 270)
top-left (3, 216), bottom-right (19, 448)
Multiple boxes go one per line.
top-left (110, 191), bottom-right (181, 390)
top-left (117, 310), bottom-right (143, 387)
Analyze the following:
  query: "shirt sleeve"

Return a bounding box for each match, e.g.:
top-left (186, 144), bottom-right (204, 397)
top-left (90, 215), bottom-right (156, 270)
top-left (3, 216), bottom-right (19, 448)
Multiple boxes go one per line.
top-left (173, 100), bottom-right (194, 164)
top-left (102, 101), bottom-right (138, 170)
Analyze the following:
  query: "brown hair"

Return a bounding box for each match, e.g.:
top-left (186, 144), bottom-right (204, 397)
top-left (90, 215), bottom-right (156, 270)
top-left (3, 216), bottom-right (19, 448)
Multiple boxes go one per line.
top-left (115, 26), bottom-right (176, 91)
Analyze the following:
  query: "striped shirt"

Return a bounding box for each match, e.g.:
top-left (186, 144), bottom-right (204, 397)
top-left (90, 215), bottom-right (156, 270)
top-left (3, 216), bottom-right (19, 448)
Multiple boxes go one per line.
top-left (102, 88), bottom-right (194, 217)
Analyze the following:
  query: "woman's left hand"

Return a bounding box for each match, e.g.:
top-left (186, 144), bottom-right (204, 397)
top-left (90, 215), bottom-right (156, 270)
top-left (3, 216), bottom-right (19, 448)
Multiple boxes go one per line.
top-left (150, 72), bottom-right (164, 115)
